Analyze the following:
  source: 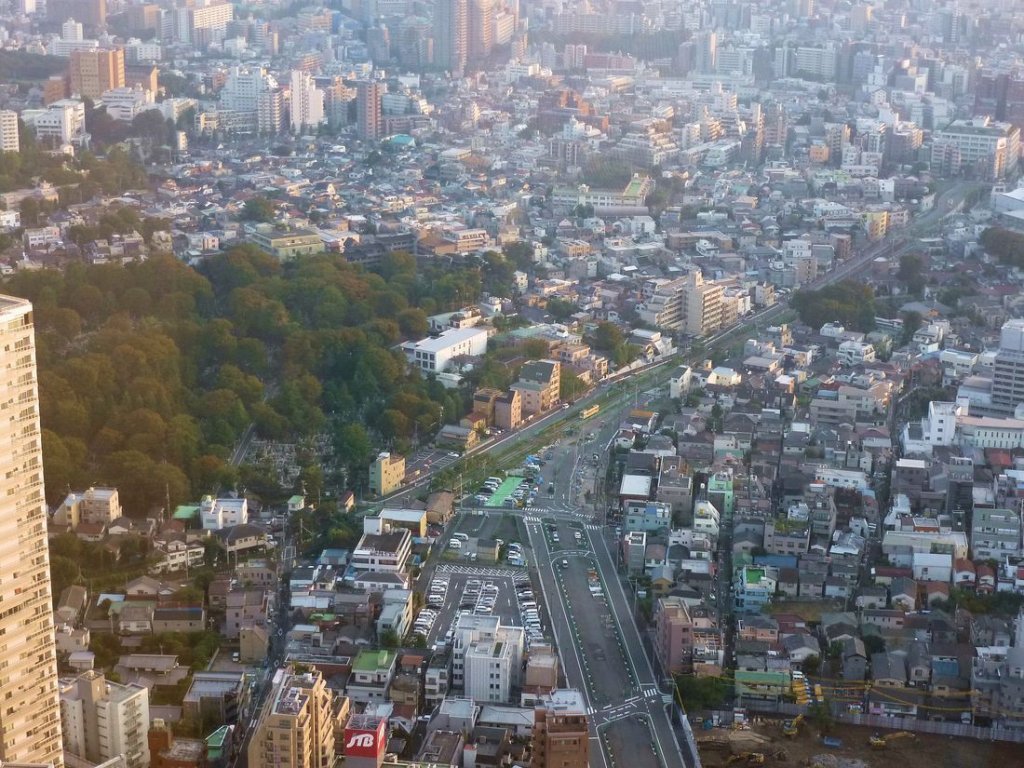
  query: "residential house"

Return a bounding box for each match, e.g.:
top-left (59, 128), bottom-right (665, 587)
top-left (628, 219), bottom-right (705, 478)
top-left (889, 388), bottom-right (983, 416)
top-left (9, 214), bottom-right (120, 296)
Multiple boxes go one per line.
top-left (890, 577), bottom-right (918, 610)
top-left (346, 649), bottom-right (398, 705)
top-left (153, 605), bottom-right (205, 633)
top-left (841, 637), bottom-right (868, 681)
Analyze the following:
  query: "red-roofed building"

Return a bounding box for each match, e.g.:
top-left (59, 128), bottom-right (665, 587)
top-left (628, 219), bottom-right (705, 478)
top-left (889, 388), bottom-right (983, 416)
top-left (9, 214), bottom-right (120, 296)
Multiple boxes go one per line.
top-left (986, 448), bottom-right (1013, 470)
top-left (926, 582), bottom-right (950, 606)
top-left (873, 566), bottom-right (913, 585)
top-left (977, 564), bottom-right (996, 594)
top-left (953, 559), bottom-right (976, 589)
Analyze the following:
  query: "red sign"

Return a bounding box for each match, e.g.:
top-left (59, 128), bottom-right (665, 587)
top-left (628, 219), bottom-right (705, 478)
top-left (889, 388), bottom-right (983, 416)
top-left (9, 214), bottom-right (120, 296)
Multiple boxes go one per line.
top-left (344, 719), bottom-right (386, 759)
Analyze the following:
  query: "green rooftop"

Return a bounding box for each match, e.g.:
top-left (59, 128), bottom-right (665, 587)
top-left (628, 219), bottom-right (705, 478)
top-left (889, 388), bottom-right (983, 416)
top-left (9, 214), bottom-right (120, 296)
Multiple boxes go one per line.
top-left (743, 567), bottom-right (766, 585)
top-left (206, 725), bottom-right (231, 752)
top-left (173, 504), bottom-right (200, 520)
top-left (624, 177), bottom-right (646, 196)
top-left (353, 648), bottom-right (397, 672)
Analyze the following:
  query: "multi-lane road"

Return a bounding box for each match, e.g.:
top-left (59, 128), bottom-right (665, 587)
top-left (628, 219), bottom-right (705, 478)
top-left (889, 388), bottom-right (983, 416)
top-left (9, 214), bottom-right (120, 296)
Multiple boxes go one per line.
top-left (519, 405), bottom-right (693, 768)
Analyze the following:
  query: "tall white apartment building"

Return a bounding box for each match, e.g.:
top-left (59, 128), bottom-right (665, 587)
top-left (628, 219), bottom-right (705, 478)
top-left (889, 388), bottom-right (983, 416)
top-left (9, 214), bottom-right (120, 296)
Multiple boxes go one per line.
top-left (61, 672), bottom-right (151, 768)
top-left (289, 70), bottom-right (324, 133)
top-left (993, 318), bottom-right (1024, 417)
top-left (452, 615), bottom-right (524, 703)
top-left (220, 66), bottom-right (279, 126)
top-left (0, 110), bottom-right (19, 153)
top-left (0, 295), bottom-right (63, 766)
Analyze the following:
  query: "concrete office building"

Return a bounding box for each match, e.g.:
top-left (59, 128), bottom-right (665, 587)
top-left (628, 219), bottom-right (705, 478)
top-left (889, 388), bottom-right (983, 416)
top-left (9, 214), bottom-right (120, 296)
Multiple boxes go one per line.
top-left (531, 690), bottom-right (589, 768)
top-left (932, 117), bottom-right (1021, 180)
top-left (452, 614), bottom-right (525, 703)
top-left (70, 47), bottom-right (125, 99)
top-left (248, 668), bottom-right (337, 768)
top-left (992, 319), bottom-right (1024, 417)
top-left (0, 296), bottom-right (63, 766)
top-left (971, 507), bottom-right (1022, 561)
top-left (61, 672), bottom-right (151, 768)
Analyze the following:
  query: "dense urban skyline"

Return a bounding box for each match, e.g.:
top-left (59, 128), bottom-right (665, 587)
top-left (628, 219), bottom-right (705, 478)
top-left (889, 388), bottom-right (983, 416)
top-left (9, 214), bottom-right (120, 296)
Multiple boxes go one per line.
top-left (0, 0), bottom-right (1022, 766)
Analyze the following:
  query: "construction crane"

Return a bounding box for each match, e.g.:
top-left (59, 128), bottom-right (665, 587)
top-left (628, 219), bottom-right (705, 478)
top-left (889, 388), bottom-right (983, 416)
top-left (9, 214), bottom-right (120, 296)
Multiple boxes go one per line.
top-left (726, 753), bottom-right (766, 766)
top-left (869, 731), bottom-right (917, 749)
top-left (782, 714), bottom-right (805, 737)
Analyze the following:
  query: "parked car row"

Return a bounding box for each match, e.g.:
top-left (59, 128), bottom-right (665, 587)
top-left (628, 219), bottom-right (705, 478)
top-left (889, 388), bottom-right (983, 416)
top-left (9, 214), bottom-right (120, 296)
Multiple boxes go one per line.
top-left (516, 581), bottom-right (544, 645)
top-left (427, 576), bottom-right (449, 609)
top-left (413, 608), bottom-right (438, 637)
top-left (507, 541), bottom-right (526, 567)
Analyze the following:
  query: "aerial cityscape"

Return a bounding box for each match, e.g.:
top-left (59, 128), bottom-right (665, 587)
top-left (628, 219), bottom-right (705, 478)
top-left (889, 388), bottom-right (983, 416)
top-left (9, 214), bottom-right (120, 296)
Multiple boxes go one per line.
top-left (0, 0), bottom-right (1022, 766)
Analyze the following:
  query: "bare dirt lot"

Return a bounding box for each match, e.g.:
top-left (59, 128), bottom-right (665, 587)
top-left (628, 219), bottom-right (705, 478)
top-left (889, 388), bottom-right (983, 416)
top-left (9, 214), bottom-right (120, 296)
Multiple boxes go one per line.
top-left (697, 722), bottom-right (1019, 768)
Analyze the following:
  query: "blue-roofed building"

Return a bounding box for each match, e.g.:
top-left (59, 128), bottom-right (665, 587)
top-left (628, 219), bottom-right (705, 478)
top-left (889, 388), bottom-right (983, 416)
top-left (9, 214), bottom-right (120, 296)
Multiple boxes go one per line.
top-left (624, 501), bottom-right (672, 533)
top-left (318, 548), bottom-right (350, 566)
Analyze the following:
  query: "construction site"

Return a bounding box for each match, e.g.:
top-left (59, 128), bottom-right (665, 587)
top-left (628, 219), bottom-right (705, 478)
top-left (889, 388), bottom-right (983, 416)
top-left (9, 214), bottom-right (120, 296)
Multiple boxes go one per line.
top-left (695, 717), bottom-right (1021, 768)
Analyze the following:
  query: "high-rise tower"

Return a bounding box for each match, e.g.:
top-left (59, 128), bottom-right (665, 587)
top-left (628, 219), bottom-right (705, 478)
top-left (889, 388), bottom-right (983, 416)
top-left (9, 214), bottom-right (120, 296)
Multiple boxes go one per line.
top-left (0, 295), bottom-right (63, 765)
top-left (356, 80), bottom-right (384, 141)
top-left (434, 0), bottom-right (468, 74)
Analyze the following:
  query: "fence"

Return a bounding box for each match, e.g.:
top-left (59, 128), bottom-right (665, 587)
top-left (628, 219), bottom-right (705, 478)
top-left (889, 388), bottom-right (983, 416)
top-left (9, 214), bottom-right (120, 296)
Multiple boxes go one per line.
top-left (704, 702), bottom-right (1024, 744)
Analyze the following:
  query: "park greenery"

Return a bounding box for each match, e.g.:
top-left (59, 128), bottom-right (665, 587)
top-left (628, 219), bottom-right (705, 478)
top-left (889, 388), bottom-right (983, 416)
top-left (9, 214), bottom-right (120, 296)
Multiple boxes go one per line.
top-left (0, 128), bottom-right (148, 201)
top-left (979, 227), bottom-right (1024, 268)
top-left (790, 280), bottom-right (876, 332)
top-left (7, 245), bottom-right (504, 514)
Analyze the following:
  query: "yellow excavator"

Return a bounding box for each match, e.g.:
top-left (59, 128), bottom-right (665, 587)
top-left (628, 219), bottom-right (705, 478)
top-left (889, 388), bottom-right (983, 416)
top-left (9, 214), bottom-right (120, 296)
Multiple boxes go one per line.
top-left (782, 714), bottom-right (805, 737)
top-left (868, 731), bottom-right (917, 749)
top-left (726, 753), bottom-right (765, 766)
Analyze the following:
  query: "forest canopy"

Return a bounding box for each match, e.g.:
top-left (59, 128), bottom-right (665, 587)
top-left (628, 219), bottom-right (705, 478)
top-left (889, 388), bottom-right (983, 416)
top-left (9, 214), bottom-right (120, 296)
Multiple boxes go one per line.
top-left (790, 280), bottom-right (876, 332)
top-left (7, 247), bottom-right (485, 513)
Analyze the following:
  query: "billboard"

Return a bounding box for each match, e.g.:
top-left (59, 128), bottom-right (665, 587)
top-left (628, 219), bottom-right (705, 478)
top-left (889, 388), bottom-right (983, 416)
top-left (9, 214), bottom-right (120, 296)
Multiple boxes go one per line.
top-left (344, 716), bottom-right (387, 760)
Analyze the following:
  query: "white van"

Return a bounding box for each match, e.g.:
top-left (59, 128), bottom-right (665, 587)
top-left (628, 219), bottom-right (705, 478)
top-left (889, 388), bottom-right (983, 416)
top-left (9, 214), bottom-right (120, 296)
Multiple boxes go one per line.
top-left (452, 533), bottom-right (469, 542)
top-left (448, 539), bottom-right (463, 549)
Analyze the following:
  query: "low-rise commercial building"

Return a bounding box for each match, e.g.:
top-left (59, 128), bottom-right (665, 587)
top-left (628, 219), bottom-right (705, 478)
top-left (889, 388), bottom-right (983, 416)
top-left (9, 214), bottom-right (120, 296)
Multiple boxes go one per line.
top-left (369, 452), bottom-right (405, 496)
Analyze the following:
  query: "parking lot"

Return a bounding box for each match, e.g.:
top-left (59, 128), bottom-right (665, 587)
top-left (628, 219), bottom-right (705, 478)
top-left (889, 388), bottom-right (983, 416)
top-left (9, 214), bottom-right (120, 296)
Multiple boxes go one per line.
top-left (465, 471), bottom-right (543, 510)
top-left (415, 569), bottom-right (548, 650)
top-left (446, 511), bottom-right (526, 563)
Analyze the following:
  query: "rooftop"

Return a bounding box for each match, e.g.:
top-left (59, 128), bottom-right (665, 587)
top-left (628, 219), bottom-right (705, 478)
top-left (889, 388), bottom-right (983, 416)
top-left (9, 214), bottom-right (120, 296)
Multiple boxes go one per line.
top-left (352, 648), bottom-right (398, 672)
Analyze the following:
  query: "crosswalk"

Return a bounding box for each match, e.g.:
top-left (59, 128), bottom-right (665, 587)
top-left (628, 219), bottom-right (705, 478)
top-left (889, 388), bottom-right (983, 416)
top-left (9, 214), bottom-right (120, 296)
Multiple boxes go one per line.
top-left (642, 686), bottom-right (660, 698)
top-left (436, 563), bottom-right (528, 577)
